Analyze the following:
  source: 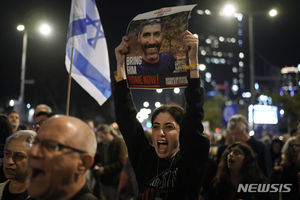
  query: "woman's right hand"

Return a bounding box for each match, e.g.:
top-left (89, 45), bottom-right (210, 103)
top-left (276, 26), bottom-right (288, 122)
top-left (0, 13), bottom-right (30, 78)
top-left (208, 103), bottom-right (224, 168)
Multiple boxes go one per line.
top-left (115, 36), bottom-right (129, 80)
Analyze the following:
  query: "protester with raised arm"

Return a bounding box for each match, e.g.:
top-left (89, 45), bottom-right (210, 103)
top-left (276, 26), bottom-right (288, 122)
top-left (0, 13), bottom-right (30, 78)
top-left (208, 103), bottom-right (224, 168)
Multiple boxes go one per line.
top-left (114, 30), bottom-right (209, 200)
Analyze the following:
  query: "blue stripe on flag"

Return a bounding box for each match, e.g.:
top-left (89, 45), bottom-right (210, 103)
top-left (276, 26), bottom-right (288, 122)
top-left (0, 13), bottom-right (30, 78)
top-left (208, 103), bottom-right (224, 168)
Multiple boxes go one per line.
top-left (68, 48), bottom-right (111, 99)
top-left (67, 19), bottom-right (86, 39)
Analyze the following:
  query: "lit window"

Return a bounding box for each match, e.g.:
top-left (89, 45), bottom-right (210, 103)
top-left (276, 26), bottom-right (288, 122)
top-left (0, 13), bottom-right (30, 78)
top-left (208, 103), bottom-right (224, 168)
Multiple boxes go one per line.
top-left (201, 50), bottom-right (206, 55)
top-left (205, 9), bottom-right (211, 15)
top-left (232, 67), bottom-right (238, 73)
top-left (220, 58), bottom-right (226, 64)
top-left (205, 38), bottom-right (212, 44)
top-left (155, 102), bottom-right (161, 108)
top-left (232, 84), bottom-right (239, 92)
top-left (238, 40), bottom-right (243, 47)
top-left (239, 61), bottom-right (244, 67)
top-left (143, 101), bottom-right (149, 108)
top-left (235, 13), bottom-right (243, 21)
top-left (199, 64), bottom-right (206, 71)
top-left (205, 72), bottom-right (212, 79)
top-left (239, 52), bottom-right (244, 59)
top-left (197, 10), bottom-right (204, 15)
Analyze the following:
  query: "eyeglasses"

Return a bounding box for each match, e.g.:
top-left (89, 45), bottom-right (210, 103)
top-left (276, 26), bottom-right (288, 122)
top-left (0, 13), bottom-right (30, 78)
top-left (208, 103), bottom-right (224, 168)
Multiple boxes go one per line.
top-left (30, 138), bottom-right (86, 154)
top-left (3, 150), bottom-right (27, 162)
top-left (229, 149), bottom-right (244, 156)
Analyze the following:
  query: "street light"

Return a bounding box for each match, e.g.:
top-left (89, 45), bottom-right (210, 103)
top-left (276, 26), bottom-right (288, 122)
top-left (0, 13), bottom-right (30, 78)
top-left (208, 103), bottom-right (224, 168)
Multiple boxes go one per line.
top-left (268, 9), bottom-right (278, 17)
top-left (220, 3), bottom-right (236, 17)
top-left (17, 25), bottom-right (28, 111)
top-left (39, 23), bottom-right (52, 36)
top-left (248, 9), bottom-right (278, 104)
top-left (16, 23), bottom-right (52, 117)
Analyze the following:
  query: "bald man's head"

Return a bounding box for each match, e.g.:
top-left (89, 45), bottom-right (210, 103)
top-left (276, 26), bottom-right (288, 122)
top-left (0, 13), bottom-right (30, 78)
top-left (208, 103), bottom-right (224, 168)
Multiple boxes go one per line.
top-left (39, 115), bottom-right (97, 156)
top-left (28, 115), bottom-right (97, 200)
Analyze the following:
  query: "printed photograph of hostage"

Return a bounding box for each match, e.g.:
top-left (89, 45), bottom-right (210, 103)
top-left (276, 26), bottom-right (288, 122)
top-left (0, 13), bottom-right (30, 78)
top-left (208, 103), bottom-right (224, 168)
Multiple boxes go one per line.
top-left (124, 5), bottom-right (196, 88)
top-left (133, 18), bottom-right (176, 75)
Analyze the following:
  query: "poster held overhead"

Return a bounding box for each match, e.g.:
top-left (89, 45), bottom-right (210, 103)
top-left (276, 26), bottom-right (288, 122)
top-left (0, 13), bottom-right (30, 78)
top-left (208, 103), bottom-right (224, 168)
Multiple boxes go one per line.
top-left (124, 4), bottom-right (197, 89)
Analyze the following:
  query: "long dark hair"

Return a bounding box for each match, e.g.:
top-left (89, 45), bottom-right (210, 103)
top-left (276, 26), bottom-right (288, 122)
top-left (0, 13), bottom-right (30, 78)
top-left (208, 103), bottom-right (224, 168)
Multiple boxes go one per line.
top-left (151, 104), bottom-right (184, 125)
top-left (214, 142), bottom-right (267, 187)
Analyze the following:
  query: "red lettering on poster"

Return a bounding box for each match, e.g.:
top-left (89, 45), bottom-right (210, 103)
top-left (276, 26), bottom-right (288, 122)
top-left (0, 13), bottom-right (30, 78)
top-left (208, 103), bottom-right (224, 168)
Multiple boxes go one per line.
top-left (154, 8), bottom-right (172, 16)
top-left (128, 75), bottom-right (143, 85)
top-left (143, 74), bottom-right (159, 85)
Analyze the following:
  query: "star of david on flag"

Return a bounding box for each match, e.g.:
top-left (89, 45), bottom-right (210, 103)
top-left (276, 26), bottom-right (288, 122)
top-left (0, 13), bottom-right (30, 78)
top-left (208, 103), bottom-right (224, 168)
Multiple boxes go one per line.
top-left (65, 0), bottom-right (111, 106)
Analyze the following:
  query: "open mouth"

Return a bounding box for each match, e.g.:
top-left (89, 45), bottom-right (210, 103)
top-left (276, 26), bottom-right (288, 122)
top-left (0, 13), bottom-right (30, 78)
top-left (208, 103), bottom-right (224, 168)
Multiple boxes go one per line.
top-left (31, 168), bottom-right (45, 179)
top-left (228, 158), bottom-right (235, 165)
top-left (157, 140), bottom-right (168, 146)
top-left (157, 140), bottom-right (168, 154)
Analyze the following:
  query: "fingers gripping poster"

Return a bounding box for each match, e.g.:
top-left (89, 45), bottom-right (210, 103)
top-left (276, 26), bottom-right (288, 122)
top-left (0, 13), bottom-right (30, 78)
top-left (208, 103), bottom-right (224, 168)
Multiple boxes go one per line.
top-left (125, 4), bottom-right (197, 89)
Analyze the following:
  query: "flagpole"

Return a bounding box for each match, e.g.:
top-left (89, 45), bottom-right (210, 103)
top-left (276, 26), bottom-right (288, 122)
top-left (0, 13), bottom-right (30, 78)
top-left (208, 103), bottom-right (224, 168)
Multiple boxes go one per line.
top-left (66, 47), bottom-right (74, 116)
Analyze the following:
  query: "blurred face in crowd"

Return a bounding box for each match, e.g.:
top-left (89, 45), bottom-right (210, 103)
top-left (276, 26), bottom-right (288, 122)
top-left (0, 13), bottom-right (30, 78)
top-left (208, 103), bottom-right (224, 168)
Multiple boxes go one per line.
top-left (3, 139), bottom-right (30, 182)
top-left (229, 126), bottom-right (247, 143)
top-left (35, 114), bottom-right (49, 132)
top-left (96, 131), bottom-right (113, 144)
top-left (227, 146), bottom-right (245, 173)
top-left (28, 116), bottom-right (90, 199)
top-left (96, 131), bottom-right (106, 143)
top-left (138, 23), bottom-right (163, 63)
top-left (8, 112), bottom-right (20, 132)
top-left (291, 137), bottom-right (300, 154)
top-left (34, 106), bottom-right (49, 118)
top-left (272, 142), bottom-right (282, 154)
top-left (152, 112), bottom-right (180, 159)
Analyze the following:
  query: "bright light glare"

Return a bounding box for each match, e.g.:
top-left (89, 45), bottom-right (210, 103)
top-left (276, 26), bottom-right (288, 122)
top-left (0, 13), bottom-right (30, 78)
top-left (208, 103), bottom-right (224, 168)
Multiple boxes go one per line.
top-left (239, 52), bottom-right (244, 59)
top-left (173, 88), bottom-right (180, 94)
top-left (156, 89), bottom-right (163, 93)
top-left (205, 72), bottom-right (212, 79)
top-left (155, 102), bottom-right (161, 108)
top-left (29, 108), bottom-right (35, 117)
top-left (17, 25), bottom-right (25, 31)
top-left (9, 99), bottom-right (15, 107)
top-left (255, 83), bottom-right (259, 90)
top-left (146, 121), bottom-right (152, 128)
top-left (39, 23), bottom-right (52, 36)
top-left (242, 92), bottom-right (251, 98)
top-left (249, 130), bottom-right (255, 136)
top-left (204, 9), bottom-right (211, 15)
top-left (269, 9), bottom-right (278, 17)
top-left (232, 84), bottom-right (239, 92)
top-left (136, 108), bottom-right (150, 123)
top-left (280, 109), bottom-right (284, 115)
top-left (143, 101), bottom-right (149, 108)
top-left (221, 4), bottom-right (236, 17)
top-left (199, 64), bottom-right (206, 71)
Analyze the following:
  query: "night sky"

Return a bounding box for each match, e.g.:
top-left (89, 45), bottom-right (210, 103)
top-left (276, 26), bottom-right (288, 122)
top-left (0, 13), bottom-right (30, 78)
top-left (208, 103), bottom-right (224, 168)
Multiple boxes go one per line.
top-left (0, 0), bottom-right (299, 123)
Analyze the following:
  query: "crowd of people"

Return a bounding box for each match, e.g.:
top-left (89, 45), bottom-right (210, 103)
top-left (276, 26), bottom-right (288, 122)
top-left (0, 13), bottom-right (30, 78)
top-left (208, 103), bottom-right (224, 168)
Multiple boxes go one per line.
top-left (1, 104), bottom-right (299, 200)
top-left (0, 31), bottom-right (299, 200)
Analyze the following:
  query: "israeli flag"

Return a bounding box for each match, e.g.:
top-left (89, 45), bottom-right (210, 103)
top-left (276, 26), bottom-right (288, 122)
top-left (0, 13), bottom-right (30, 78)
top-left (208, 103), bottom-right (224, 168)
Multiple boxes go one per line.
top-left (65, 0), bottom-right (111, 105)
